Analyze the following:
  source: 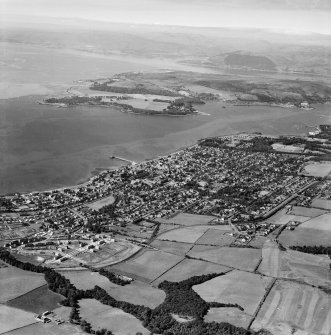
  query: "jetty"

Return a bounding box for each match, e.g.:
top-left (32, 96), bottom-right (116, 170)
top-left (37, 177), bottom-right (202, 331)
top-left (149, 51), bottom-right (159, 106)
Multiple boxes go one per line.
top-left (111, 156), bottom-right (137, 165)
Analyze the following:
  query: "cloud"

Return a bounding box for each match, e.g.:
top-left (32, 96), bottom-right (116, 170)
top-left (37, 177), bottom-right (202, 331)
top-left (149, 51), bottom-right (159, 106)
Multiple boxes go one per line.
top-left (154, 0), bottom-right (331, 10)
top-left (1, 0), bottom-right (330, 34)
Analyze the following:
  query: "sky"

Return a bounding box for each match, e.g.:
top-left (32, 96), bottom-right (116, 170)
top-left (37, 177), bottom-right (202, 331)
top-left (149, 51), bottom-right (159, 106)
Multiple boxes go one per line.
top-left (1, 0), bottom-right (330, 34)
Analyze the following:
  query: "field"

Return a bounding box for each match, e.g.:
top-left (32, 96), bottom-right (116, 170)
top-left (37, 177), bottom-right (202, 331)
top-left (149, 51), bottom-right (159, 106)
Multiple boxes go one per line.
top-left (156, 223), bottom-right (181, 235)
top-left (0, 261), bottom-right (8, 268)
top-left (311, 198), bottom-right (331, 210)
top-left (124, 223), bottom-right (154, 240)
top-left (258, 240), bottom-right (331, 288)
top-left (0, 226), bottom-right (39, 241)
top-left (6, 285), bottom-right (64, 314)
top-left (187, 245), bottom-right (261, 272)
top-left (110, 249), bottom-right (183, 282)
top-left (153, 258), bottom-right (231, 286)
top-left (108, 280), bottom-right (165, 308)
top-left (157, 226), bottom-right (209, 243)
top-left (195, 228), bottom-right (236, 246)
top-left (14, 253), bottom-right (50, 265)
top-left (248, 236), bottom-right (268, 249)
top-left (150, 240), bottom-right (193, 256)
top-left (164, 213), bottom-right (215, 226)
top-left (269, 213), bottom-right (309, 226)
top-left (299, 213), bottom-right (331, 231)
top-left (79, 299), bottom-right (149, 335)
top-left (2, 322), bottom-right (86, 335)
top-left (86, 195), bottom-right (115, 210)
top-left (279, 227), bottom-right (331, 247)
top-left (302, 162), bottom-right (331, 178)
top-left (193, 270), bottom-right (272, 315)
top-left (115, 97), bottom-right (169, 111)
top-left (289, 206), bottom-right (327, 218)
top-left (204, 308), bottom-right (252, 329)
top-left (57, 270), bottom-right (119, 291)
top-left (0, 305), bottom-right (36, 334)
top-left (0, 266), bottom-right (46, 303)
top-left (251, 280), bottom-right (331, 335)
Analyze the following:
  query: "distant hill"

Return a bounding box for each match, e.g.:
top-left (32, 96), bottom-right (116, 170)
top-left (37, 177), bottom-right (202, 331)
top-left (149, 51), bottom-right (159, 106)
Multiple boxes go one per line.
top-left (224, 54), bottom-right (277, 71)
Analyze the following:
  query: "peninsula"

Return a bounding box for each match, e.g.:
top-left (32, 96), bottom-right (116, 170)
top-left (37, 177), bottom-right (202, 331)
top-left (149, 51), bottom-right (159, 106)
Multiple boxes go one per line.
top-left (40, 71), bottom-right (331, 115)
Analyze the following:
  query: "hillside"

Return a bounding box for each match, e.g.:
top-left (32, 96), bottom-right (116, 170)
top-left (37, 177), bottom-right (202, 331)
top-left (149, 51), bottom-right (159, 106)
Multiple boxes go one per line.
top-left (224, 54), bottom-right (277, 71)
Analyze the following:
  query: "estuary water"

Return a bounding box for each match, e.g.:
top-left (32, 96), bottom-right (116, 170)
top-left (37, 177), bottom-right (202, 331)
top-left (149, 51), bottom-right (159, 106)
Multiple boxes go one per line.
top-left (0, 42), bottom-right (330, 195)
top-left (1, 95), bottom-right (330, 195)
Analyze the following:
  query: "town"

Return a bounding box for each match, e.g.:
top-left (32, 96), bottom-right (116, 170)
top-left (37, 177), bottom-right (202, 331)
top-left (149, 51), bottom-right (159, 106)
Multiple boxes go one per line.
top-left (1, 132), bottom-right (329, 266)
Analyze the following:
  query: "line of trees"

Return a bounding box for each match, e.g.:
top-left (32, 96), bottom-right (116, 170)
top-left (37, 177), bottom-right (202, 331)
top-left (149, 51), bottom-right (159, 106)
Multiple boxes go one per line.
top-left (98, 268), bottom-right (131, 286)
top-left (290, 245), bottom-right (331, 256)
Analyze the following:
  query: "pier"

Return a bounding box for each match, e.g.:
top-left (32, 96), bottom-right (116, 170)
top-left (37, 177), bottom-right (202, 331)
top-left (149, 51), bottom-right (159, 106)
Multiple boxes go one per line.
top-left (111, 156), bottom-right (137, 165)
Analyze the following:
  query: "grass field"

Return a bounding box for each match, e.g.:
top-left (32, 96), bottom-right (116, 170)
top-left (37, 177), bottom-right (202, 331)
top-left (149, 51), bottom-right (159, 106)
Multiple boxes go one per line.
top-left (156, 223), bottom-right (181, 235)
top-left (115, 97), bottom-right (169, 111)
top-left (248, 236), bottom-right (268, 249)
top-left (187, 245), bottom-right (261, 272)
top-left (57, 270), bottom-right (119, 291)
top-left (258, 240), bottom-right (331, 288)
top-left (6, 285), bottom-right (64, 314)
top-left (153, 258), bottom-right (231, 286)
top-left (204, 307), bottom-right (252, 329)
top-left (195, 229), bottom-right (236, 246)
top-left (0, 261), bottom-right (8, 268)
top-left (157, 226), bottom-right (209, 243)
top-left (86, 195), bottom-right (115, 210)
top-left (108, 280), bottom-right (165, 308)
top-left (289, 206), bottom-right (327, 218)
top-left (0, 266), bottom-right (46, 303)
top-left (311, 198), bottom-right (331, 210)
top-left (251, 280), bottom-right (331, 335)
top-left (193, 270), bottom-right (272, 315)
top-left (110, 249), bottom-right (183, 282)
top-left (166, 213), bottom-right (215, 226)
top-left (279, 227), bottom-right (331, 247)
top-left (302, 162), bottom-right (331, 178)
top-left (299, 213), bottom-right (331, 231)
top-left (0, 305), bottom-right (36, 334)
top-left (79, 299), bottom-right (149, 335)
top-left (150, 240), bottom-right (192, 256)
top-left (3, 320), bottom-right (86, 335)
top-left (270, 213), bottom-right (309, 226)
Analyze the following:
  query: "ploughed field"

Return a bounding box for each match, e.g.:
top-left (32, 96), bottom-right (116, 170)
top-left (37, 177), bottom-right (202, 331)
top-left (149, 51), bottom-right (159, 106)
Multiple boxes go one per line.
top-left (258, 240), bottom-right (331, 289)
top-left (251, 280), bottom-right (331, 335)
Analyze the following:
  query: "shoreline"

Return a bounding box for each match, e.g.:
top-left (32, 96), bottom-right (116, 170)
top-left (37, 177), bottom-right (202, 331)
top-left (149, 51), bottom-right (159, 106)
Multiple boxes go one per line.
top-left (0, 130), bottom-right (321, 198)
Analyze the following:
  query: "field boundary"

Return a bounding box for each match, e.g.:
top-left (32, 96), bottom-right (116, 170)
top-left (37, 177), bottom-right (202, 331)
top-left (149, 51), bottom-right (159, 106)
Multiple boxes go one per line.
top-left (4, 284), bottom-right (49, 304)
top-left (150, 258), bottom-right (185, 285)
top-left (0, 322), bottom-right (39, 335)
top-left (247, 278), bottom-right (277, 330)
